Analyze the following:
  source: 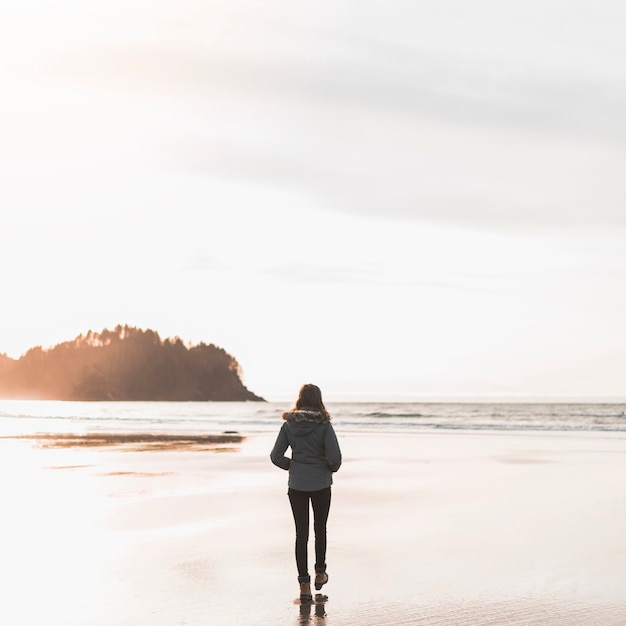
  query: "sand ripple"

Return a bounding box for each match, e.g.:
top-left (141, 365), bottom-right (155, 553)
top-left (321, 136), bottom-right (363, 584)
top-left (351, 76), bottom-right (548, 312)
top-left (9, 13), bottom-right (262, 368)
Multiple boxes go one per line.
top-left (328, 599), bottom-right (626, 626)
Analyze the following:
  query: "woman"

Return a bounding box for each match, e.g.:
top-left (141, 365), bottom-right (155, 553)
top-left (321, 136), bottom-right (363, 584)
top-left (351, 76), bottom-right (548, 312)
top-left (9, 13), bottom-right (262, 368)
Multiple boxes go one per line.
top-left (270, 384), bottom-right (342, 603)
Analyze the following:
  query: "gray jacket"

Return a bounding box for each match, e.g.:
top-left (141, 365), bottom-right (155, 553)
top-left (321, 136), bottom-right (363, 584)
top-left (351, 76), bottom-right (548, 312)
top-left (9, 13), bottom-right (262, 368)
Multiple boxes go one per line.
top-left (270, 409), bottom-right (342, 491)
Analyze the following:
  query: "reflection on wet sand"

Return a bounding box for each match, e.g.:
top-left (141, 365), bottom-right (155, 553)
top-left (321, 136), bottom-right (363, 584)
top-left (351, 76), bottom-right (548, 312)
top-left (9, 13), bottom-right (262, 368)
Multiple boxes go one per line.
top-left (297, 594), bottom-right (328, 624)
top-left (1, 432), bottom-right (245, 451)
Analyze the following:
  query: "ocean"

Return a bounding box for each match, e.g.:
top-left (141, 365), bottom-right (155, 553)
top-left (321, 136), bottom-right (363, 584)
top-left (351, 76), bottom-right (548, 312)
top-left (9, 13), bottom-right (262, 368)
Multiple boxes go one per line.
top-left (1, 400), bottom-right (625, 437)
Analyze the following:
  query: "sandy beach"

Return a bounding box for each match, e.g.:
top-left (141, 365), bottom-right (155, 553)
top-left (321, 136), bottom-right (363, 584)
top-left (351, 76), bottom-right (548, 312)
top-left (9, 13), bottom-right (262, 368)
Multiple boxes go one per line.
top-left (2, 428), bottom-right (626, 625)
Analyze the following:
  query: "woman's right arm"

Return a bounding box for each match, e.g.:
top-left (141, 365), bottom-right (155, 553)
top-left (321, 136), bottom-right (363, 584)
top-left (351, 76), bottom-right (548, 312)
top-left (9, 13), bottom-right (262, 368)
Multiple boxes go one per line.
top-left (324, 423), bottom-right (342, 472)
top-left (270, 424), bottom-right (291, 470)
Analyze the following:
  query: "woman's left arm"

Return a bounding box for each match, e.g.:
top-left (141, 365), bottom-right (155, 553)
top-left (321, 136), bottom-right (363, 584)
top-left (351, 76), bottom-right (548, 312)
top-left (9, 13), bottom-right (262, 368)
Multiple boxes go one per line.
top-left (270, 424), bottom-right (291, 470)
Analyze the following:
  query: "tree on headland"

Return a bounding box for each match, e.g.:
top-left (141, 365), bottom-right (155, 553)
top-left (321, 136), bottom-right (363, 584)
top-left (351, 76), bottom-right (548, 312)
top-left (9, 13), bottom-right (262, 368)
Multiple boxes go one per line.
top-left (0, 326), bottom-right (265, 401)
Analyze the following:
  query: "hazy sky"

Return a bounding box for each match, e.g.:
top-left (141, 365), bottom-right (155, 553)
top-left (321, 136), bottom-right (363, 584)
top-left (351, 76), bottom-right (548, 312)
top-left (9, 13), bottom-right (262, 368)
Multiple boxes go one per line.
top-left (1, 1), bottom-right (625, 401)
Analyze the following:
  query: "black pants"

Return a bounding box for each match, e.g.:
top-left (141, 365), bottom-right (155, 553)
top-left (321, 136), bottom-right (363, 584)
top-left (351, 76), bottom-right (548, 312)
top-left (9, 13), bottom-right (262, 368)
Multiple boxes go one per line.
top-left (288, 486), bottom-right (331, 580)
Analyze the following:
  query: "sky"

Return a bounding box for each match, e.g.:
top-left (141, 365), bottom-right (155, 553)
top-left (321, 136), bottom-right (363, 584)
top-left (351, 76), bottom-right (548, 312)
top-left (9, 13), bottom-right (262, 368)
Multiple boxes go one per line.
top-left (1, 0), bottom-right (625, 401)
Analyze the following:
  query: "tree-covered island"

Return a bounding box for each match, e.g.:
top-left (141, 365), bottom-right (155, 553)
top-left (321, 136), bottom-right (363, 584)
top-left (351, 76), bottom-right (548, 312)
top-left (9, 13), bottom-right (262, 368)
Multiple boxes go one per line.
top-left (0, 325), bottom-right (265, 401)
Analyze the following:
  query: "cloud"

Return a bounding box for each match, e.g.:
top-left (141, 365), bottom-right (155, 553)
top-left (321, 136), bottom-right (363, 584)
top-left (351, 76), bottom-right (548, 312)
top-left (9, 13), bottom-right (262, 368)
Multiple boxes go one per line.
top-left (13, 0), bottom-right (626, 230)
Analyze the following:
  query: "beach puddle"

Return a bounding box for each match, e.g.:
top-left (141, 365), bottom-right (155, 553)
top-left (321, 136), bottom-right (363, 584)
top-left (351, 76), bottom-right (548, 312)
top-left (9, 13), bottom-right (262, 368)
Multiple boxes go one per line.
top-left (1, 432), bottom-right (246, 452)
top-left (101, 471), bottom-right (174, 477)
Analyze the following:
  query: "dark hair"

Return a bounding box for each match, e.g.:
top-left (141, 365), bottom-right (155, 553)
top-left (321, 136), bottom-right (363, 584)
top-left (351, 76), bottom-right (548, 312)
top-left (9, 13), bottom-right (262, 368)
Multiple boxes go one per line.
top-left (294, 383), bottom-right (330, 418)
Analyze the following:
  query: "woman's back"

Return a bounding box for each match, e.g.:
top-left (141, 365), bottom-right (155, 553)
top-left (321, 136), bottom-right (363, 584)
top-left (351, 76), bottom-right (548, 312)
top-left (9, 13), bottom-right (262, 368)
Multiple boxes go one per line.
top-left (271, 408), bottom-right (341, 491)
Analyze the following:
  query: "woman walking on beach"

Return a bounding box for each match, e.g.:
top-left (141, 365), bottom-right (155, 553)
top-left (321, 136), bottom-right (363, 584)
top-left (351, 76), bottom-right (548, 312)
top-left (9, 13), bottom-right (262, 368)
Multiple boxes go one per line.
top-left (270, 384), bottom-right (342, 603)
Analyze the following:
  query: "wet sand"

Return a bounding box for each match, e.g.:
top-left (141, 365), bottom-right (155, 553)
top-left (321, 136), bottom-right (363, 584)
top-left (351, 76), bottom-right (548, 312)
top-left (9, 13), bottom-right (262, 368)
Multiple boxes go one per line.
top-left (1, 429), bottom-right (626, 625)
top-left (4, 431), bottom-right (245, 451)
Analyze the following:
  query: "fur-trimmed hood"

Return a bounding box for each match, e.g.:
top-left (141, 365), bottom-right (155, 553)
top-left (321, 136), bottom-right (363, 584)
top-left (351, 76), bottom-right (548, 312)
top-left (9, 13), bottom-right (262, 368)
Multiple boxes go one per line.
top-left (282, 409), bottom-right (331, 437)
top-left (282, 409), bottom-right (331, 424)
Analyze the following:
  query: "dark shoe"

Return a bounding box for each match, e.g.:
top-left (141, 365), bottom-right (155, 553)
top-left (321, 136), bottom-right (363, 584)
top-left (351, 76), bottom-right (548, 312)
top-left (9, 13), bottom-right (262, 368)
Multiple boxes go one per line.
top-left (314, 572), bottom-right (328, 590)
top-left (299, 580), bottom-right (312, 604)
